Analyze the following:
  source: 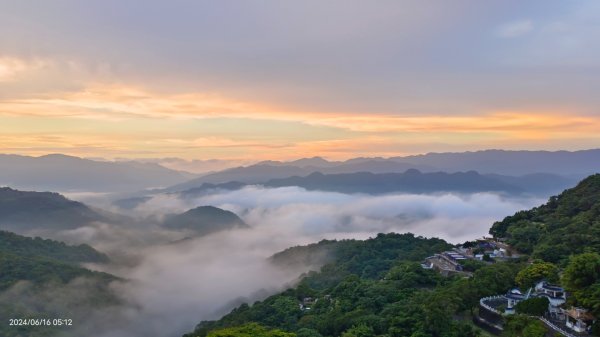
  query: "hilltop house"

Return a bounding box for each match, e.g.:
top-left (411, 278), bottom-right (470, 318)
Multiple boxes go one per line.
top-left (566, 307), bottom-right (595, 334)
top-left (299, 297), bottom-right (317, 311)
top-left (480, 280), bottom-right (598, 335)
top-left (534, 281), bottom-right (567, 316)
top-left (505, 288), bottom-right (529, 314)
top-left (503, 281), bottom-right (566, 317)
top-left (422, 251), bottom-right (472, 277)
top-left (457, 238), bottom-right (516, 260)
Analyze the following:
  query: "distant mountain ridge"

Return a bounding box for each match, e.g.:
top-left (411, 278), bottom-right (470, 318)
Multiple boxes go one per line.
top-left (392, 149), bottom-right (600, 176)
top-left (172, 170), bottom-right (577, 197)
top-left (0, 153), bottom-right (195, 192)
top-left (0, 187), bottom-right (105, 232)
top-left (166, 164), bottom-right (309, 191)
top-left (166, 149), bottom-right (598, 192)
top-left (265, 170), bottom-right (522, 194)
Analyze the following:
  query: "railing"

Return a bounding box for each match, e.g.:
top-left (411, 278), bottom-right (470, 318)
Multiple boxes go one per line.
top-left (479, 295), bottom-right (505, 315)
top-left (479, 295), bottom-right (582, 337)
top-left (539, 317), bottom-right (577, 337)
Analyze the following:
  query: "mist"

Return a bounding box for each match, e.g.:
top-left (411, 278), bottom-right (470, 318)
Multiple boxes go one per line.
top-left (134, 186), bottom-right (544, 243)
top-left (4, 186), bottom-right (544, 337)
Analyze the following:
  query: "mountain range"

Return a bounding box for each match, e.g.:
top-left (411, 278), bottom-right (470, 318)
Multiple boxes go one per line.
top-left (1, 150), bottom-right (598, 195)
top-left (165, 150), bottom-right (599, 193)
top-left (170, 170), bottom-right (577, 198)
top-left (0, 154), bottom-right (194, 193)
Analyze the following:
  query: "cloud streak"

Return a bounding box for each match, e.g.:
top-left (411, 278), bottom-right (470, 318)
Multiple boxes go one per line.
top-left (2, 81), bottom-right (600, 160)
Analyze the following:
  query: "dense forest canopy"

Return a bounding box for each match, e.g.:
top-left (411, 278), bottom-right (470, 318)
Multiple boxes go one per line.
top-left (0, 230), bottom-right (108, 264)
top-left (490, 174), bottom-right (600, 264)
top-left (0, 231), bottom-right (118, 337)
top-left (184, 233), bottom-right (524, 337)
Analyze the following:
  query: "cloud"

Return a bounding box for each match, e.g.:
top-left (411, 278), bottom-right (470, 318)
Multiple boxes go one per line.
top-left (6, 186), bottom-right (544, 337)
top-left (0, 57), bottom-right (60, 83)
top-left (126, 185), bottom-right (544, 245)
top-left (96, 187), bottom-right (540, 336)
top-left (95, 232), bottom-right (304, 337)
top-left (495, 20), bottom-right (534, 38)
top-left (3, 80), bottom-right (600, 160)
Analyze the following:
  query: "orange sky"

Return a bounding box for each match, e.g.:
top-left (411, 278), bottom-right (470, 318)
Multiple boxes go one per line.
top-left (1, 2), bottom-right (600, 160)
top-left (1, 79), bottom-right (598, 160)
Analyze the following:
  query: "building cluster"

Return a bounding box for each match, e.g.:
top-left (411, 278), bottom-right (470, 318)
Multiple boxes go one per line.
top-left (421, 250), bottom-right (470, 276)
top-left (421, 238), bottom-right (517, 277)
top-left (455, 239), bottom-right (515, 260)
top-left (483, 281), bottom-right (596, 335)
top-left (421, 238), bottom-right (596, 335)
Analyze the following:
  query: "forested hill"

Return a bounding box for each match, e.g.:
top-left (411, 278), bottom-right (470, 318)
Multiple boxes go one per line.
top-left (163, 206), bottom-right (249, 236)
top-left (0, 230), bottom-right (109, 264)
top-left (184, 233), bottom-right (527, 337)
top-left (0, 230), bottom-right (113, 290)
top-left (272, 233), bottom-right (451, 285)
top-left (0, 187), bottom-right (105, 231)
top-left (0, 231), bottom-right (118, 336)
top-left (184, 175), bottom-right (600, 337)
top-left (489, 174), bottom-right (600, 263)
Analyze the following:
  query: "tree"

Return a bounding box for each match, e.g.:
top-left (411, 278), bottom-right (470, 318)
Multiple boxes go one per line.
top-left (515, 260), bottom-right (559, 288)
top-left (521, 320), bottom-right (547, 337)
top-left (505, 315), bottom-right (546, 337)
top-left (472, 262), bottom-right (522, 297)
top-left (296, 328), bottom-right (323, 337)
top-left (341, 324), bottom-right (375, 337)
top-left (459, 259), bottom-right (486, 272)
top-left (505, 315), bottom-right (531, 336)
top-left (206, 323), bottom-right (296, 337)
top-left (515, 297), bottom-right (549, 316)
top-left (577, 283), bottom-right (600, 317)
top-left (562, 252), bottom-right (600, 291)
top-left (422, 291), bottom-right (459, 337)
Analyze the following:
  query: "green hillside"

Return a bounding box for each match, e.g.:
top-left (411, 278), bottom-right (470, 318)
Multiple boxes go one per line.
top-left (0, 187), bottom-right (104, 231)
top-left (0, 231), bottom-right (118, 337)
top-left (184, 175), bottom-right (600, 337)
top-left (184, 233), bottom-right (509, 337)
top-left (490, 174), bottom-right (600, 263)
top-left (0, 252), bottom-right (115, 291)
top-left (0, 230), bottom-right (109, 264)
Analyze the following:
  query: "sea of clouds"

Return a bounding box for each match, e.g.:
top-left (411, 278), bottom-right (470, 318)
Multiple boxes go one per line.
top-left (7, 186), bottom-right (545, 337)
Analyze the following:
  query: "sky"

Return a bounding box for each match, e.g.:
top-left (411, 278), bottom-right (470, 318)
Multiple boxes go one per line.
top-left (1, 0), bottom-right (600, 160)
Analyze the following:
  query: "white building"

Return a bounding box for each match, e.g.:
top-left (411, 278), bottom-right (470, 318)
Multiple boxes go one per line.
top-left (534, 281), bottom-right (566, 316)
top-left (565, 307), bottom-right (595, 334)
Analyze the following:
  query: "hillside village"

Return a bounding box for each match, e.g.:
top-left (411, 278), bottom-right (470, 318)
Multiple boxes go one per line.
top-left (421, 238), bottom-right (518, 277)
top-left (422, 237), bottom-right (596, 336)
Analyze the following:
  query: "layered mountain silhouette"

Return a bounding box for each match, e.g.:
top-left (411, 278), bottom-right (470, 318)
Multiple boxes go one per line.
top-left (172, 169), bottom-right (577, 197)
top-left (0, 187), bottom-right (105, 231)
top-left (391, 149), bottom-right (600, 176)
top-left (0, 154), bottom-right (194, 192)
top-left (166, 150), bottom-right (597, 193)
top-left (264, 170), bottom-right (522, 194)
top-left (2, 150), bottom-right (597, 194)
